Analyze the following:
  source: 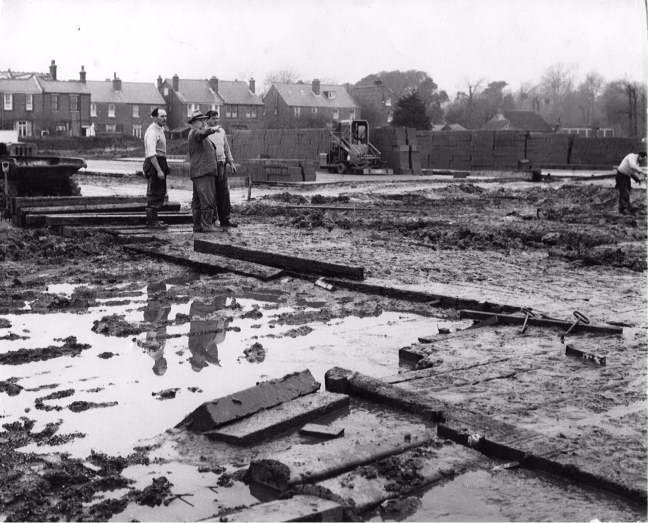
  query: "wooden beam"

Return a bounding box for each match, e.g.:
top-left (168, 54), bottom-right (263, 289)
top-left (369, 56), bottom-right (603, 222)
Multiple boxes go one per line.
top-left (194, 239), bottom-right (365, 281)
top-left (565, 344), bottom-right (607, 366)
top-left (45, 212), bottom-right (192, 227)
top-left (11, 195), bottom-right (146, 217)
top-left (266, 204), bottom-right (419, 214)
top-left (459, 310), bottom-right (622, 335)
top-left (22, 202), bottom-right (181, 227)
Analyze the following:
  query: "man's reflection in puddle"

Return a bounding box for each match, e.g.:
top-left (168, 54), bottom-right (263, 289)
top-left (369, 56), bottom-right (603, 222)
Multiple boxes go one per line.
top-left (188, 296), bottom-right (230, 372)
top-left (143, 282), bottom-right (171, 376)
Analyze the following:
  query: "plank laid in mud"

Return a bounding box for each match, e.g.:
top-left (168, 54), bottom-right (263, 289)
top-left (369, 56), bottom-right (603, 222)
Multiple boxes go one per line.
top-left (176, 369), bottom-right (321, 432)
top-left (123, 243), bottom-right (283, 280)
top-left (204, 391), bottom-right (349, 445)
top-left (220, 495), bottom-right (343, 522)
top-left (10, 195), bottom-right (146, 218)
top-left (294, 441), bottom-right (484, 516)
top-left (247, 426), bottom-right (435, 491)
top-left (322, 279), bottom-right (519, 313)
top-left (458, 310), bottom-right (623, 335)
top-left (22, 202), bottom-right (181, 227)
top-left (194, 239), bottom-right (365, 281)
top-left (45, 212), bottom-right (192, 227)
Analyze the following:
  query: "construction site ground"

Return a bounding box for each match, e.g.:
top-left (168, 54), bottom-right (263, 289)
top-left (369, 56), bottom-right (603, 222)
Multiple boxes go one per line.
top-left (0, 163), bottom-right (646, 522)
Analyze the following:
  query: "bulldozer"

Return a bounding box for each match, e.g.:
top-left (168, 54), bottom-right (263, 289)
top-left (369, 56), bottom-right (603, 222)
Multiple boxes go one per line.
top-left (319, 119), bottom-right (391, 174)
top-left (1, 140), bottom-right (86, 218)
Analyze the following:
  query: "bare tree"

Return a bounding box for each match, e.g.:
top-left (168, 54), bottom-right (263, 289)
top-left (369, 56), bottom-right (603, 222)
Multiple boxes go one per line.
top-left (575, 72), bottom-right (604, 125)
top-left (262, 68), bottom-right (301, 93)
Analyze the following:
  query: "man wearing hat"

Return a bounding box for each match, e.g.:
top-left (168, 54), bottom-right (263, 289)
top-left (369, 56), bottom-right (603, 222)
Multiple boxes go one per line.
top-left (205, 110), bottom-right (237, 227)
top-left (187, 109), bottom-right (220, 232)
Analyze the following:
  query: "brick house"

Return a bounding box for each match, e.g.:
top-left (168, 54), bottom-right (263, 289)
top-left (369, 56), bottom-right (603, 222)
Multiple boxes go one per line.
top-left (86, 73), bottom-right (166, 138)
top-left (0, 60), bottom-right (91, 137)
top-left (348, 80), bottom-right (393, 128)
top-left (159, 75), bottom-right (263, 136)
top-left (263, 80), bottom-right (360, 128)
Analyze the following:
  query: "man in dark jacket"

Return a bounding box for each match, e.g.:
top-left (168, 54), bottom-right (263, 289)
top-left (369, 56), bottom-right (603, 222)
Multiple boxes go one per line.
top-left (187, 110), bottom-right (220, 232)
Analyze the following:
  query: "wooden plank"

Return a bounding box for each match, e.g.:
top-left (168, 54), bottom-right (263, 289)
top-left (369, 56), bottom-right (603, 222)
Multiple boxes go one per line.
top-left (204, 392), bottom-right (349, 445)
top-left (220, 495), bottom-right (343, 522)
top-left (248, 427), bottom-right (435, 491)
top-left (11, 195), bottom-right (146, 216)
top-left (268, 204), bottom-right (419, 214)
top-left (299, 423), bottom-right (345, 439)
top-left (459, 310), bottom-right (622, 335)
top-left (22, 202), bottom-right (181, 227)
top-left (194, 239), bottom-right (365, 281)
top-left (45, 212), bottom-right (192, 227)
top-left (176, 369), bottom-right (321, 432)
top-left (565, 344), bottom-right (607, 365)
top-left (124, 244), bottom-right (283, 281)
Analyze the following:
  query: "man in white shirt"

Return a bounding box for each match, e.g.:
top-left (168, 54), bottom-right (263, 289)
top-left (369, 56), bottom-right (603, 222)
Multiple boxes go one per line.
top-left (205, 110), bottom-right (238, 227)
top-left (143, 107), bottom-right (169, 229)
top-left (615, 151), bottom-right (646, 215)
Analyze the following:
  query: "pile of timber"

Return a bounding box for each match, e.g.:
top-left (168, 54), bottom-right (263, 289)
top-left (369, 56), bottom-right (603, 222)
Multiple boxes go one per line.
top-left (8, 195), bottom-right (188, 228)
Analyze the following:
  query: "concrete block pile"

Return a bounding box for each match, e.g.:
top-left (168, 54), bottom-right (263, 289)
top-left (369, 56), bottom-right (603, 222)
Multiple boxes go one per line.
top-left (525, 133), bottom-right (570, 166)
top-left (569, 137), bottom-right (644, 166)
top-left (371, 126), bottom-right (421, 174)
top-left (230, 129), bottom-right (330, 163)
top-left (241, 158), bottom-right (317, 183)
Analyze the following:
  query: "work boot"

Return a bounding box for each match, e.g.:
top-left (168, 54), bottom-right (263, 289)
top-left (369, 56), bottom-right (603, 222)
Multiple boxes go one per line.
top-left (197, 210), bottom-right (217, 233)
top-left (192, 209), bottom-right (202, 232)
top-left (220, 220), bottom-right (238, 228)
top-left (146, 208), bottom-right (168, 230)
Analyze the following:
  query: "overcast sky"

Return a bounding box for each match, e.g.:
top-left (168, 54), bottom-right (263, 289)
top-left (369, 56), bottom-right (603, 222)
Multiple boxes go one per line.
top-left (1, 0), bottom-right (646, 96)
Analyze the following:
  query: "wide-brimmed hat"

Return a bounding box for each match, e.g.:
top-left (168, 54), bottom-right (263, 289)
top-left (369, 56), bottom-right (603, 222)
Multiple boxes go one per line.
top-left (187, 109), bottom-right (207, 123)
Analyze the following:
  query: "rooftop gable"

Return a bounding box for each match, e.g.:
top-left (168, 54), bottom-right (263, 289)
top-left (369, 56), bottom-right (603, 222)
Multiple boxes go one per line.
top-left (271, 82), bottom-right (358, 108)
top-left (86, 80), bottom-right (165, 104)
top-left (165, 78), bottom-right (223, 104)
top-left (217, 80), bottom-right (263, 106)
top-left (38, 78), bottom-right (90, 94)
top-left (0, 75), bottom-right (42, 94)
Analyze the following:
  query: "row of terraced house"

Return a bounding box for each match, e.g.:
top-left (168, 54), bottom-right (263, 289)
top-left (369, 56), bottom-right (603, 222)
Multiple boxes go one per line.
top-left (0, 60), bottom-right (398, 140)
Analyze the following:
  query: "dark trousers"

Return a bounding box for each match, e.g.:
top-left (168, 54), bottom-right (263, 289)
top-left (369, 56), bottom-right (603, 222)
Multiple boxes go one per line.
top-left (215, 162), bottom-right (231, 223)
top-left (615, 171), bottom-right (632, 214)
top-left (145, 156), bottom-right (169, 209)
top-left (192, 175), bottom-right (216, 213)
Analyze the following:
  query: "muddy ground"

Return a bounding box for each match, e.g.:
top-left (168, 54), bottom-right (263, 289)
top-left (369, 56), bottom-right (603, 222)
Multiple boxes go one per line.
top-left (0, 171), bottom-right (646, 521)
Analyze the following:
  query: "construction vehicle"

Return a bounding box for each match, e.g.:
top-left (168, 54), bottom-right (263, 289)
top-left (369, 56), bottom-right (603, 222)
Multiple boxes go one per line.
top-left (1, 140), bottom-right (86, 218)
top-left (319, 119), bottom-right (391, 174)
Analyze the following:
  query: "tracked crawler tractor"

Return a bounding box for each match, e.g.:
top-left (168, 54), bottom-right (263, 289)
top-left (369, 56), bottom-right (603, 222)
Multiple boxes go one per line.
top-left (319, 119), bottom-right (392, 174)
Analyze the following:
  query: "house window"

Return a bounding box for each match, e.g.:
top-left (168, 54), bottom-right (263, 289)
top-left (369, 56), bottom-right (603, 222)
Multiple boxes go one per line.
top-left (56, 124), bottom-right (67, 133)
top-left (133, 105), bottom-right (139, 118)
top-left (273, 107), bottom-right (277, 115)
top-left (132, 124), bottom-right (142, 138)
top-left (251, 107), bottom-right (257, 118)
top-left (187, 103), bottom-right (199, 117)
top-left (231, 106), bottom-right (237, 118)
top-left (349, 109), bottom-right (356, 119)
top-left (326, 91), bottom-right (336, 99)
top-left (163, 87), bottom-right (169, 96)
top-left (105, 124), bottom-right (116, 133)
top-left (70, 95), bottom-right (79, 112)
top-left (246, 107), bottom-right (251, 118)
top-left (333, 109), bottom-right (339, 120)
top-left (294, 107), bottom-right (301, 117)
top-left (385, 97), bottom-right (392, 107)
top-left (52, 94), bottom-right (59, 111)
top-left (25, 94), bottom-right (33, 111)
top-left (312, 107), bottom-right (317, 114)
top-left (387, 113), bottom-right (393, 123)
top-left (108, 104), bottom-right (115, 118)
top-left (210, 104), bottom-right (217, 112)
top-left (4, 94), bottom-right (12, 111)
top-left (17, 121), bottom-right (28, 137)
top-left (90, 103), bottom-right (97, 117)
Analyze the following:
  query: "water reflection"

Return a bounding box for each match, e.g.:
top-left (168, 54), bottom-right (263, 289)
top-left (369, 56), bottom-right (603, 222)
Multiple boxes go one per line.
top-left (188, 297), bottom-right (231, 372)
top-left (142, 282), bottom-right (171, 376)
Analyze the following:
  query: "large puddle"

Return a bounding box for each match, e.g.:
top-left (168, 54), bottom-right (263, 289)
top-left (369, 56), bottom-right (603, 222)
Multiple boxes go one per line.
top-left (1, 280), bottom-right (444, 458)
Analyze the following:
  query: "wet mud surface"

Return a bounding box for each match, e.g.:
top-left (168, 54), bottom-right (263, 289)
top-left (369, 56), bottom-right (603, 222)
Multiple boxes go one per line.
top-left (0, 175), bottom-right (646, 521)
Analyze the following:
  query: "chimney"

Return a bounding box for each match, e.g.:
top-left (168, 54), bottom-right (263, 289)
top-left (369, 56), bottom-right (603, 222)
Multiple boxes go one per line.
top-left (49, 60), bottom-right (57, 80)
top-left (312, 78), bottom-right (320, 96)
top-left (157, 75), bottom-right (163, 89)
top-left (79, 66), bottom-right (86, 83)
top-left (112, 72), bottom-right (122, 92)
top-left (172, 74), bottom-right (179, 91)
top-left (209, 76), bottom-right (219, 93)
top-left (249, 77), bottom-right (255, 94)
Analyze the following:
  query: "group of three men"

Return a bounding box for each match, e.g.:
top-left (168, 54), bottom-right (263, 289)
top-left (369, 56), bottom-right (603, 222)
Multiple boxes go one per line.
top-left (143, 107), bottom-right (237, 231)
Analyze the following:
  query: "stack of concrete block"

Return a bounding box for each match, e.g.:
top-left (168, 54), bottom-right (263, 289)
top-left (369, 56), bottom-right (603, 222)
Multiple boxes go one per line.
top-left (469, 132), bottom-right (494, 170)
top-left (525, 133), bottom-right (571, 166)
top-left (569, 137), bottom-right (644, 166)
top-left (371, 126), bottom-right (421, 174)
top-left (241, 158), bottom-right (317, 183)
top-left (491, 131), bottom-right (527, 170)
top-left (231, 129), bottom-right (330, 165)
